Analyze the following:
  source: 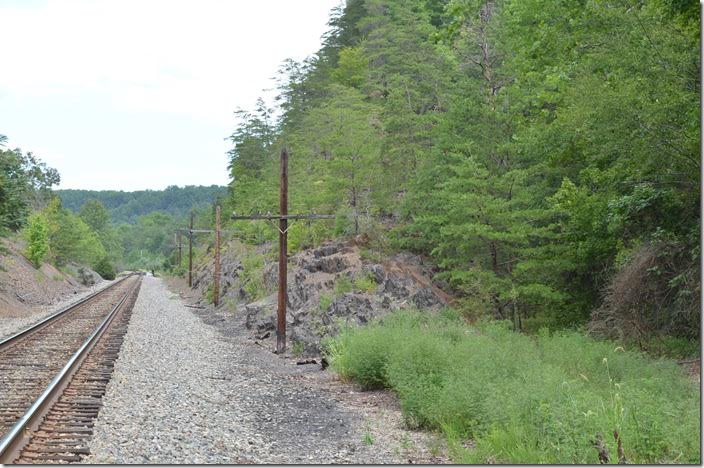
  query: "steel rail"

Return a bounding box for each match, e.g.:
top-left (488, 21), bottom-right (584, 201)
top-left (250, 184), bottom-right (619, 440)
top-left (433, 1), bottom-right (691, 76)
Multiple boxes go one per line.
top-left (0, 274), bottom-right (142, 463)
top-left (0, 273), bottom-right (134, 350)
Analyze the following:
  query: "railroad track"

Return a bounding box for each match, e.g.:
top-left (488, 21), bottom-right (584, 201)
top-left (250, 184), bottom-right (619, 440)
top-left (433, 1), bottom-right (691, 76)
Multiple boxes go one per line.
top-left (0, 273), bottom-right (143, 464)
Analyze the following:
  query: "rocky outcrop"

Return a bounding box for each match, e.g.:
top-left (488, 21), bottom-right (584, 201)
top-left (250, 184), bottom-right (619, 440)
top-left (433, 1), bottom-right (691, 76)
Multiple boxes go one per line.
top-left (191, 239), bottom-right (449, 358)
top-left (245, 295), bottom-right (277, 335)
top-left (326, 293), bottom-right (379, 325)
top-left (412, 287), bottom-right (443, 309)
top-left (301, 255), bottom-right (349, 274)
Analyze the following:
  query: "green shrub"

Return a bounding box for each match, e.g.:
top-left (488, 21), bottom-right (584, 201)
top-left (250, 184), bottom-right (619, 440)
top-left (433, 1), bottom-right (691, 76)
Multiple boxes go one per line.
top-left (92, 256), bottom-right (116, 280)
top-left (639, 335), bottom-right (700, 359)
top-left (319, 293), bottom-right (333, 312)
top-left (334, 272), bottom-right (377, 296)
top-left (232, 220), bottom-right (276, 245)
top-left (334, 276), bottom-right (354, 295)
top-left (288, 222), bottom-right (306, 254)
top-left (353, 272), bottom-right (377, 293)
top-left (242, 253), bottom-right (266, 300)
top-left (329, 324), bottom-right (397, 390)
top-left (326, 310), bottom-right (700, 464)
top-left (291, 341), bottom-right (305, 357)
top-left (360, 247), bottom-right (383, 263)
top-left (204, 284), bottom-right (214, 304)
top-left (23, 213), bottom-right (49, 268)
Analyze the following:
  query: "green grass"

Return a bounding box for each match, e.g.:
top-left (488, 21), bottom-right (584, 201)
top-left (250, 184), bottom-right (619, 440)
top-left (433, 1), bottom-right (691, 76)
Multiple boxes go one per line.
top-left (334, 272), bottom-right (377, 296)
top-left (319, 293), bottom-right (333, 312)
top-left (362, 418), bottom-right (375, 445)
top-left (291, 340), bottom-right (305, 357)
top-left (638, 335), bottom-right (700, 360)
top-left (325, 311), bottom-right (700, 464)
top-left (334, 276), bottom-right (354, 295)
top-left (353, 272), bottom-right (377, 293)
top-left (242, 253), bottom-right (267, 300)
top-left (204, 284), bottom-right (214, 304)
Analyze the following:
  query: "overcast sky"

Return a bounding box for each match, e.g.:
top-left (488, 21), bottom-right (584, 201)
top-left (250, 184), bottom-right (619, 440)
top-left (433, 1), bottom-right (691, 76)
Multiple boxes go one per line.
top-left (0, 0), bottom-right (341, 191)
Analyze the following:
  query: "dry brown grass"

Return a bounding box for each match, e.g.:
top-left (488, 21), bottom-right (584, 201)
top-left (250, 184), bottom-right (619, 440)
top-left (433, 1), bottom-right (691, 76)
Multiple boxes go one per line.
top-left (588, 241), bottom-right (700, 347)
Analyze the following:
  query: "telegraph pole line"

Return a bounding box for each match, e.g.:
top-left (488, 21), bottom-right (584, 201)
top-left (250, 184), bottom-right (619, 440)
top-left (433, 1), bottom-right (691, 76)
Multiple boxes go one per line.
top-left (232, 147), bottom-right (334, 354)
top-left (175, 209), bottom-right (229, 304)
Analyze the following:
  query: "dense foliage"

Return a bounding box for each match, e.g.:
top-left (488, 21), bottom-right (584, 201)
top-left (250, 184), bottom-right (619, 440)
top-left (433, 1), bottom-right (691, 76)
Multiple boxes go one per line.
top-left (55, 187), bottom-right (224, 272)
top-left (0, 134), bottom-right (222, 277)
top-left (57, 185), bottom-right (226, 224)
top-left (23, 212), bottom-right (49, 267)
top-left (327, 310), bottom-right (700, 463)
top-left (225, 0), bottom-right (700, 344)
top-left (0, 135), bottom-right (110, 275)
top-left (0, 135), bottom-right (59, 232)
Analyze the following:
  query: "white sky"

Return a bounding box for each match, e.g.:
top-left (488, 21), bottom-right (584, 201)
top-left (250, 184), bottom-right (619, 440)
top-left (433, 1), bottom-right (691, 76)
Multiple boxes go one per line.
top-left (0, 0), bottom-right (341, 190)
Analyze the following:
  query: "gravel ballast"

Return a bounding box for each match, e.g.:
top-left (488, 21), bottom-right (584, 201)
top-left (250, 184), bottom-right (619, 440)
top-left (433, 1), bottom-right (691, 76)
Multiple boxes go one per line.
top-left (83, 276), bottom-right (442, 464)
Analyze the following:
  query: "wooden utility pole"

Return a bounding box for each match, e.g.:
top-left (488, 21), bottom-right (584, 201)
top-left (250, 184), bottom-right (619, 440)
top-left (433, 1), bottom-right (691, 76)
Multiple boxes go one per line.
top-left (232, 148), bottom-right (334, 354)
top-left (175, 220), bottom-right (230, 293)
top-left (214, 205), bottom-right (221, 307)
top-left (188, 212), bottom-right (194, 288)
top-left (177, 232), bottom-right (182, 265)
top-left (277, 149), bottom-right (288, 353)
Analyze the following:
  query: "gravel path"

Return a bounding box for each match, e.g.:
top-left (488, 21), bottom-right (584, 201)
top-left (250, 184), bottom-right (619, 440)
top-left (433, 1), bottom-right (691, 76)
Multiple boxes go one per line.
top-left (83, 276), bottom-right (444, 464)
top-left (0, 279), bottom-right (110, 341)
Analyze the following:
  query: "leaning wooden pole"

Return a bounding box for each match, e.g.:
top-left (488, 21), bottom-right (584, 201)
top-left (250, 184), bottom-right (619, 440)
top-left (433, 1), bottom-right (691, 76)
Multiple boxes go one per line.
top-left (277, 148), bottom-right (288, 354)
top-left (213, 205), bottom-right (221, 307)
top-left (177, 231), bottom-right (182, 265)
top-left (188, 212), bottom-right (194, 288)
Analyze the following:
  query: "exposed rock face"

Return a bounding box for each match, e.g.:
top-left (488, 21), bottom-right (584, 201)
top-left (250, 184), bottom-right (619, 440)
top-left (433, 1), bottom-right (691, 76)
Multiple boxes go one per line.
top-left (365, 264), bottom-right (386, 285)
top-left (287, 270), bottom-right (309, 310)
top-left (379, 276), bottom-right (410, 299)
top-left (326, 293), bottom-right (379, 326)
top-left (412, 288), bottom-right (443, 309)
top-left (245, 296), bottom-right (277, 334)
top-left (191, 239), bottom-right (449, 358)
top-left (301, 255), bottom-right (349, 274)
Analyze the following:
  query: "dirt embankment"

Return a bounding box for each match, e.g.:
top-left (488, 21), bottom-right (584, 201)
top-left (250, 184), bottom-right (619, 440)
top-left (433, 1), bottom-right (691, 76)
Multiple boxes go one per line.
top-left (0, 236), bottom-right (105, 320)
top-left (182, 237), bottom-right (452, 358)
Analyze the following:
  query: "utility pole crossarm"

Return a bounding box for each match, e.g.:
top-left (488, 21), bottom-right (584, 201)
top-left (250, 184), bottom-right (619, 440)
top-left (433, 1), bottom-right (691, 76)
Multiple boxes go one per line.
top-left (176, 228), bottom-right (228, 234)
top-left (229, 148), bottom-right (334, 354)
top-left (231, 214), bottom-right (335, 220)
top-left (177, 209), bottom-right (224, 301)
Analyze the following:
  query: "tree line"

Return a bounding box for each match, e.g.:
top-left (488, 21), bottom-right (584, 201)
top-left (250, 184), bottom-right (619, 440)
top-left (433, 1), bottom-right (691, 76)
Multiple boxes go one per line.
top-left (224, 0), bottom-right (700, 348)
top-left (57, 185), bottom-right (226, 224)
top-left (0, 137), bottom-right (220, 278)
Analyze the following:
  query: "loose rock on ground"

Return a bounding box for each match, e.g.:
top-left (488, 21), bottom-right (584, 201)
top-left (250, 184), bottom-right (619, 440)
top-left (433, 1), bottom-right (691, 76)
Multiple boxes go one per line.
top-left (83, 276), bottom-right (447, 464)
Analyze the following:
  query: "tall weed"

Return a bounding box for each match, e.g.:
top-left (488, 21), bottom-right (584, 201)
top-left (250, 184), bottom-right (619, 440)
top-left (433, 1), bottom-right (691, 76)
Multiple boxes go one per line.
top-left (326, 311), bottom-right (700, 464)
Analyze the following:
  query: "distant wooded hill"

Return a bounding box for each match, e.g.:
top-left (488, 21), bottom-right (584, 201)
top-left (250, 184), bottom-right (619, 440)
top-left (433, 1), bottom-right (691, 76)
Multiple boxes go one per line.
top-left (57, 185), bottom-right (227, 224)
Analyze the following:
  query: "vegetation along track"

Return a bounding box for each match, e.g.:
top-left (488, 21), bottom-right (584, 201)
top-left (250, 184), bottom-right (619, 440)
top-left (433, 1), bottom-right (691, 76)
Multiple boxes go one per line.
top-left (0, 273), bottom-right (142, 463)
